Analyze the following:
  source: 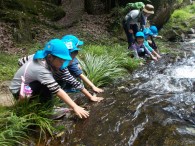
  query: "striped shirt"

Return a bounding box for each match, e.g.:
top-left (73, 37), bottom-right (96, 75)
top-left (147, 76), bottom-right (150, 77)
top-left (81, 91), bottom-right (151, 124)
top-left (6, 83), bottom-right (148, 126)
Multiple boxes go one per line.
top-left (10, 59), bottom-right (60, 94)
top-left (17, 55), bottom-right (84, 91)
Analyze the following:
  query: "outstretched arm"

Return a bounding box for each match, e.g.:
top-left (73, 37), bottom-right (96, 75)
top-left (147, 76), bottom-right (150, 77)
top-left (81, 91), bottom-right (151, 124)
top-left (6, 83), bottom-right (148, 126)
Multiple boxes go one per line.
top-left (56, 88), bottom-right (89, 118)
top-left (81, 88), bottom-right (104, 102)
top-left (79, 74), bottom-right (104, 93)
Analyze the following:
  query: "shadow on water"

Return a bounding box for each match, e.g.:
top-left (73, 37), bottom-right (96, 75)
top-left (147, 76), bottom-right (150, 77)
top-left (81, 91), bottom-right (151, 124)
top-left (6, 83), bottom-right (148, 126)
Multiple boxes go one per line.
top-left (46, 41), bottom-right (195, 146)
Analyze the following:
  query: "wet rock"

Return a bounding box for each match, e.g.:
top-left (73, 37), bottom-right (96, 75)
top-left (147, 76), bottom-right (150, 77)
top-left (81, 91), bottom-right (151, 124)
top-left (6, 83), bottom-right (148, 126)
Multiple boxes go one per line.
top-left (172, 26), bottom-right (180, 30)
top-left (188, 34), bottom-right (195, 39)
top-left (117, 86), bottom-right (130, 93)
top-left (181, 22), bottom-right (189, 27)
top-left (187, 28), bottom-right (195, 34)
top-left (181, 33), bottom-right (186, 42)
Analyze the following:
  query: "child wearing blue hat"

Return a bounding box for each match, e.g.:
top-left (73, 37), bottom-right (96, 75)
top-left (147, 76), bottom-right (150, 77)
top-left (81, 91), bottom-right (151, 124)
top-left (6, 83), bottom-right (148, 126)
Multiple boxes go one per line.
top-left (130, 31), bottom-right (157, 61)
top-left (17, 39), bottom-right (103, 103)
top-left (61, 35), bottom-right (104, 93)
top-left (148, 25), bottom-right (162, 53)
top-left (10, 39), bottom-right (89, 119)
top-left (143, 28), bottom-right (161, 59)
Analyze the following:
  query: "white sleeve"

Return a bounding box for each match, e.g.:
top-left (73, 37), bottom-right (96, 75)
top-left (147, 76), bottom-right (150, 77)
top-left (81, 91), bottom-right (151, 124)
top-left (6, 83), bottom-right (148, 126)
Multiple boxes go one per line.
top-left (130, 10), bottom-right (140, 19)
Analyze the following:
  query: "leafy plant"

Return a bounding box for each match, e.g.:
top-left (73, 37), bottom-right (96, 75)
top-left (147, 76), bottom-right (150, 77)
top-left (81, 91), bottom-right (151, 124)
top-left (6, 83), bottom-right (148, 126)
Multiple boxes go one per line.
top-left (0, 53), bottom-right (18, 81)
top-left (78, 53), bottom-right (126, 87)
top-left (0, 98), bottom-right (58, 146)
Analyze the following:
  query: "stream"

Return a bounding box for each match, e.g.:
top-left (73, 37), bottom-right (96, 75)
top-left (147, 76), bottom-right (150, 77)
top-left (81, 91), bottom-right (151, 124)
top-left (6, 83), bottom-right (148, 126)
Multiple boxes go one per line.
top-left (42, 40), bottom-right (195, 146)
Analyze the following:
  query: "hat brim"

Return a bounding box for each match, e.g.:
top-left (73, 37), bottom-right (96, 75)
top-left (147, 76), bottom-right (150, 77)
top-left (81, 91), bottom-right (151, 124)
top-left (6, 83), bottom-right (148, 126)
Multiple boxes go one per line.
top-left (33, 50), bottom-right (47, 60)
top-left (54, 53), bottom-right (72, 61)
top-left (69, 48), bottom-right (81, 53)
top-left (77, 41), bottom-right (84, 46)
top-left (143, 9), bottom-right (154, 14)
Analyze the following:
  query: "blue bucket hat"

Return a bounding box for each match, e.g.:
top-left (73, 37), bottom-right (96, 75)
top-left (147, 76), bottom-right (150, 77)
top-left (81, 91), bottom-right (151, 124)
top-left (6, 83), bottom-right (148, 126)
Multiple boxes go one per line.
top-left (63, 39), bottom-right (81, 53)
top-left (136, 31), bottom-right (145, 38)
top-left (150, 25), bottom-right (158, 36)
top-left (34, 39), bottom-right (72, 68)
top-left (61, 35), bottom-right (84, 46)
top-left (143, 28), bottom-right (153, 38)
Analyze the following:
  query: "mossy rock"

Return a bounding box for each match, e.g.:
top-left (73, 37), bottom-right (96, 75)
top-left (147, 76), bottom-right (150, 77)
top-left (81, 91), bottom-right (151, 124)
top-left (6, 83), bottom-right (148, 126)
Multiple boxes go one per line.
top-left (0, 0), bottom-right (65, 22)
top-left (161, 3), bottom-right (195, 41)
top-left (0, 0), bottom-right (66, 43)
top-left (0, 9), bottom-right (36, 24)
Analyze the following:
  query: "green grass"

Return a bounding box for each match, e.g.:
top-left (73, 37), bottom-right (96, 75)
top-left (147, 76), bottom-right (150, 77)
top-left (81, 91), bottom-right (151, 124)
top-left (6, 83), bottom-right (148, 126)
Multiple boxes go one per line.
top-left (0, 42), bottom-right (44, 81)
top-left (0, 53), bottom-right (19, 81)
top-left (162, 3), bottom-right (195, 35)
top-left (0, 98), bottom-right (60, 146)
top-left (78, 52), bottom-right (127, 87)
top-left (78, 43), bottom-right (142, 87)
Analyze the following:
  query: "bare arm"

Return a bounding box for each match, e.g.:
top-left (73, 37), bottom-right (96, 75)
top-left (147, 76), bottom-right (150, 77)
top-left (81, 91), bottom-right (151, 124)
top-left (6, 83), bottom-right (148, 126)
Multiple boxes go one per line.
top-left (56, 88), bottom-right (89, 118)
top-left (79, 74), bottom-right (104, 93)
top-left (152, 50), bottom-right (161, 59)
top-left (81, 88), bottom-right (104, 102)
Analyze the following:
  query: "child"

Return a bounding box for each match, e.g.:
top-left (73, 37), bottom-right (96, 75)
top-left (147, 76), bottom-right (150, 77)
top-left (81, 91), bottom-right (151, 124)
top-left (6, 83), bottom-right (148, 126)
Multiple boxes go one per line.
top-left (61, 35), bottom-right (104, 93)
top-left (130, 31), bottom-right (157, 61)
top-left (143, 28), bottom-right (161, 59)
top-left (17, 40), bottom-right (103, 103)
top-left (10, 39), bottom-right (90, 119)
top-left (148, 25), bottom-right (162, 53)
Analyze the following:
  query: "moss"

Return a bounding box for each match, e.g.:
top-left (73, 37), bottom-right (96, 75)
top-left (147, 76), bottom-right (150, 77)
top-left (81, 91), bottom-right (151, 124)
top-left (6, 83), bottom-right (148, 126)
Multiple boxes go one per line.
top-left (0, 9), bottom-right (35, 23)
top-left (162, 3), bottom-right (195, 39)
top-left (177, 0), bottom-right (183, 5)
top-left (0, 0), bottom-right (66, 43)
top-left (1, 0), bottom-right (65, 22)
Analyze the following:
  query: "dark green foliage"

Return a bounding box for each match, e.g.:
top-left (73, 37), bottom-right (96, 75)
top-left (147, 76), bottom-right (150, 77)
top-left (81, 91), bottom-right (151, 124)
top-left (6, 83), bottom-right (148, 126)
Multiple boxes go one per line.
top-left (0, 98), bottom-right (59, 145)
top-left (0, 0), bottom-right (66, 43)
top-left (0, 0), bottom-right (65, 22)
top-left (0, 53), bottom-right (18, 81)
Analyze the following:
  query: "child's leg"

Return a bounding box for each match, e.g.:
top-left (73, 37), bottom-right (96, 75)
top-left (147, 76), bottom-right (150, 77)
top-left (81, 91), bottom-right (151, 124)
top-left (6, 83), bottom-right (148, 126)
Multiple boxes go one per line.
top-left (29, 81), bottom-right (53, 104)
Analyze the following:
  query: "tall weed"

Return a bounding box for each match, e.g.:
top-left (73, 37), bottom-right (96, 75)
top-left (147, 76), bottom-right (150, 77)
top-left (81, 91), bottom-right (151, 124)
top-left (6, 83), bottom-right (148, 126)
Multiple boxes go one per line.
top-left (78, 53), bottom-right (126, 87)
top-left (0, 99), bottom-right (56, 146)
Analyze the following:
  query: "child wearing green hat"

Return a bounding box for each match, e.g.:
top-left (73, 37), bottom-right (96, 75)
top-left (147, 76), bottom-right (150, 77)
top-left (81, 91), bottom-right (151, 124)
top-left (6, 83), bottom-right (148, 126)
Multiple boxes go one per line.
top-left (10, 39), bottom-right (89, 119)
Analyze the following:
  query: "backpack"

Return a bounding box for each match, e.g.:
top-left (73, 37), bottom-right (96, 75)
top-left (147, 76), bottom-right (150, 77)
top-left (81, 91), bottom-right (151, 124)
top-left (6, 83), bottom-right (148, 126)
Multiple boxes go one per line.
top-left (123, 2), bottom-right (145, 15)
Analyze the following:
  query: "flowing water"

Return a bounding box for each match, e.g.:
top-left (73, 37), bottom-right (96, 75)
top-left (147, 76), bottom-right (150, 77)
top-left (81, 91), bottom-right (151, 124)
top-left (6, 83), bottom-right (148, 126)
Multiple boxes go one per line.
top-left (47, 41), bottom-right (195, 146)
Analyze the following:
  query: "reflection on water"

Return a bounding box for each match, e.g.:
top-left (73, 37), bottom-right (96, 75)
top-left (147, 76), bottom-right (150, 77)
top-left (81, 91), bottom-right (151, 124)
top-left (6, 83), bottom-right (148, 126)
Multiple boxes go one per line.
top-left (48, 41), bottom-right (195, 146)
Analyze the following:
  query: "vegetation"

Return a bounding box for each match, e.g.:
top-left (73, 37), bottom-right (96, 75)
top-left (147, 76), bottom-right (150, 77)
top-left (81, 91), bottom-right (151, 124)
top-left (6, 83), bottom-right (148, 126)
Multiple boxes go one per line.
top-left (162, 3), bottom-right (195, 37)
top-left (0, 53), bottom-right (18, 81)
top-left (78, 53), bottom-right (126, 87)
top-left (0, 1), bottom-right (175, 144)
top-left (0, 98), bottom-right (57, 146)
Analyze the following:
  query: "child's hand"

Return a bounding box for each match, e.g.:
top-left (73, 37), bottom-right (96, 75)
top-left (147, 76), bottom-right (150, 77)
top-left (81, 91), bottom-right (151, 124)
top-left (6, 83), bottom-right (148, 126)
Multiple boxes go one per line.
top-left (152, 56), bottom-right (158, 61)
top-left (157, 54), bottom-right (161, 59)
top-left (90, 96), bottom-right (104, 102)
top-left (92, 86), bottom-right (104, 93)
top-left (73, 106), bottom-right (89, 118)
